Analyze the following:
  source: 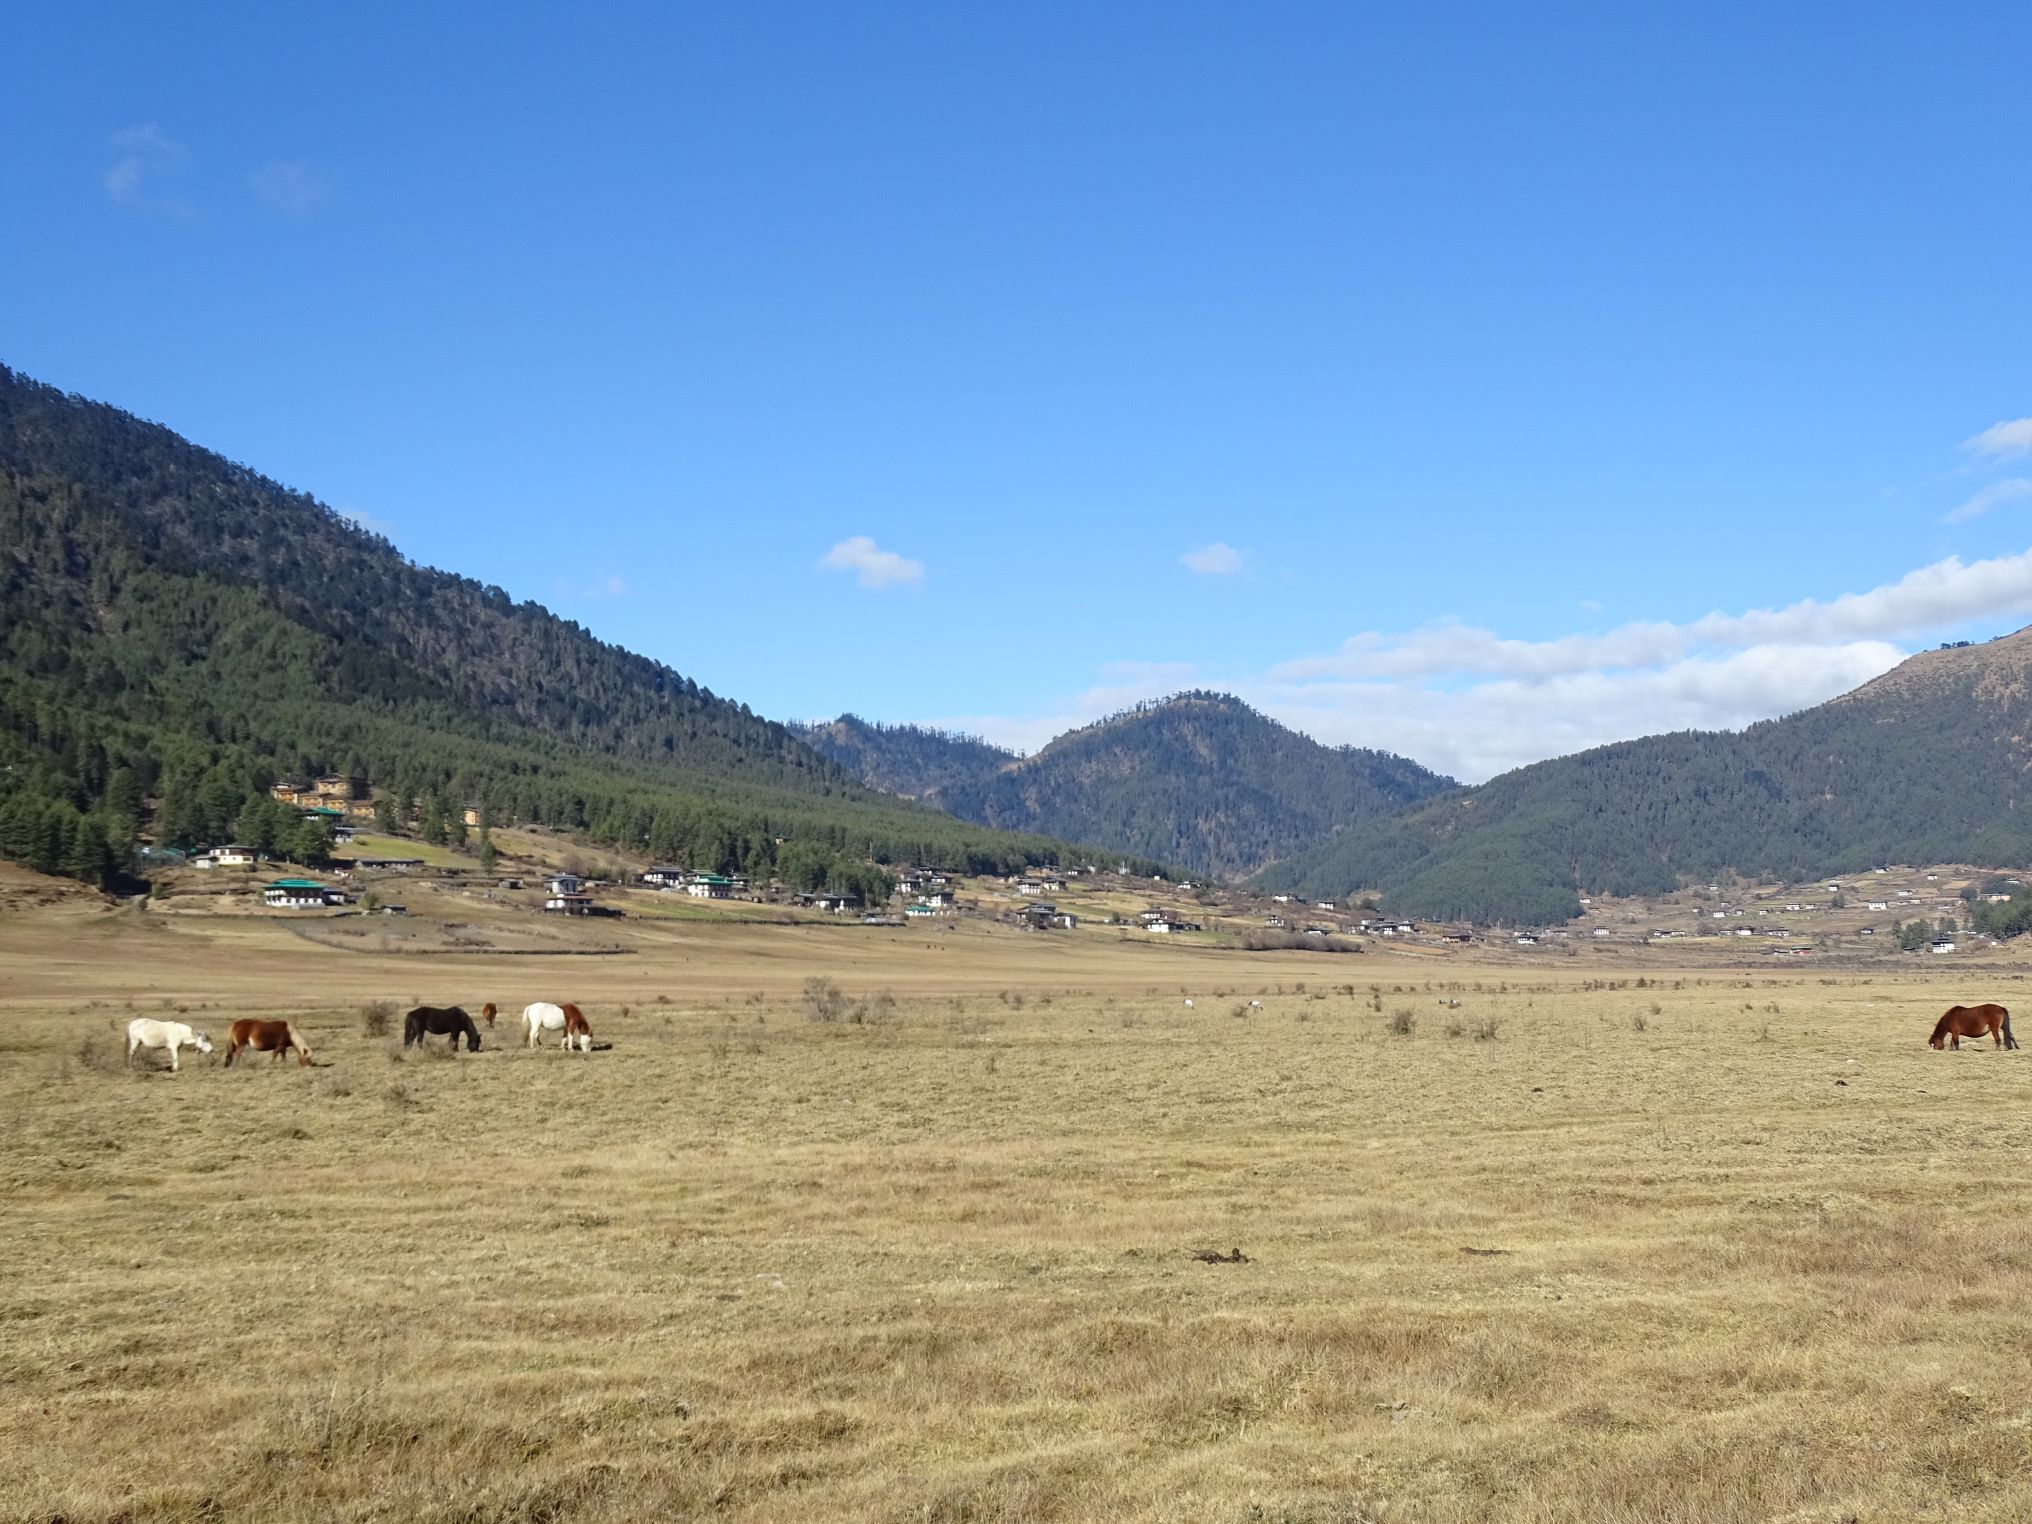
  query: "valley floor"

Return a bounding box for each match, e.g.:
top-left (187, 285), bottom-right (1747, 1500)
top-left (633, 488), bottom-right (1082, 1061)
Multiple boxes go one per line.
top-left (2, 891), bottom-right (2030, 1522)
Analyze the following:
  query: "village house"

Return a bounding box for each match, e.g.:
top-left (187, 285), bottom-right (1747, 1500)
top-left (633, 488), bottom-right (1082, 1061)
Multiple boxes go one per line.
top-left (1143, 916), bottom-right (1200, 934)
top-left (548, 873), bottom-right (585, 897)
top-left (544, 892), bottom-right (594, 915)
top-left (904, 902), bottom-right (942, 919)
top-left (353, 855), bottom-right (424, 870)
top-left (685, 873), bottom-right (735, 899)
top-left (262, 877), bottom-right (340, 909)
top-left (1931, 938), bottom-right (1956, 954)
top-left (806, 892), bottom-right (863, 914)
top-left (1513, 933), bottom-right (1539, 945)
top-left (641, 866), bottom-right (688, 887)
top-left (193, 844), bottom-right (259, 869)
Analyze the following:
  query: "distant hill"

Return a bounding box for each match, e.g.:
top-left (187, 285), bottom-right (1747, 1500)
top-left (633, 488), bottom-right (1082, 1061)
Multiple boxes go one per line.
top-left (0, 364), bottom-right (1145, 889)
top-left (1256, 633), bottom-right (2032, 923)
top-left (798, 694), bottom-right (1454, 879)
top-left (793, 717), bottom-right (1016, 801)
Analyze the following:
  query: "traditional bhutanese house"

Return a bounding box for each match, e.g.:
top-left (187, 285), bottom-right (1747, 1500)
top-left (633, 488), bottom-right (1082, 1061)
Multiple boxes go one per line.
top-left (1050, 911), bottom-right (1079, 929)
top-left (301, 805), bottom-right (346, 823)
top-left (263, 878), bottom-right (338, 909)
top-left (355, 855), bottom-right (425, 870)
top-left (905, 902), bottom-right (941, 919)
top-left (807, 892), bottom-right (862, 914)
top-left (544, 892), bottom-right (594, 915)
top-left (685, 873), bottom-right (735, 898)
top-left (548, 873), bottom-right (585, 897)
top-left (641, 866), bottom-right (687, 888)
top-left (194, 845), bottom-right (258, 869)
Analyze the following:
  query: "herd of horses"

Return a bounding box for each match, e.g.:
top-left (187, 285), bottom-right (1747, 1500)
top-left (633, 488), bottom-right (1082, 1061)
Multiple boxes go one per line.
top-left (125, 1000), bottom-right (594, 1070)
top-left (119, 998), bottom-right (2024, 1070)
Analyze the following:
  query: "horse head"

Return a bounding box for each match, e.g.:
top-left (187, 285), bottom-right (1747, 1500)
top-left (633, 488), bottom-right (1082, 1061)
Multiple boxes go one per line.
top-left (193, 1033), bottom-right (214, 1053)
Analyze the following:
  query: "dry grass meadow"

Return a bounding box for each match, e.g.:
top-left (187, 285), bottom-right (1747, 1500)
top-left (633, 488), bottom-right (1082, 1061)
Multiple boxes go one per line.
top-left (4, 887), bottom-right (2032, 1522)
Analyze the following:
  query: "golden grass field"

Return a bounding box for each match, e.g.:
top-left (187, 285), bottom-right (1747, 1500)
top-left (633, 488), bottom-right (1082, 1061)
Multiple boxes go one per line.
top-left (4, 882), bottom-right (2031, 1522)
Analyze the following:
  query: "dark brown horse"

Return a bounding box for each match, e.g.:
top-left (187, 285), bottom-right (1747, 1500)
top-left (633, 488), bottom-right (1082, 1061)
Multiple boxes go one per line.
top-left (224, 1019), bottom-right (315, 1067)
top-left (480, 1002), bottom-right (497, 1029)
top-left (1930, 1003), bottom-right (2019, 1050)
top-left (404, 1005), bottom-right (483, 1051)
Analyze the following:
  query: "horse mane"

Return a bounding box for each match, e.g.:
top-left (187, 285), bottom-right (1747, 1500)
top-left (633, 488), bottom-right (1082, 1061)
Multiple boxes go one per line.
top-left (287, 1021), bottom-right (313, 1058)
top-left (1930, 1011), bottom-right (1956, 1041)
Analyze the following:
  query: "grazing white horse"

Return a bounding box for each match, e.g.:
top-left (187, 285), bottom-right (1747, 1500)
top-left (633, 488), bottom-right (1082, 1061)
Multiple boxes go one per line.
top-left (523, 1001), bottom-right (592, 1053)
top-left (126, 1018), bottom-right (212, 1071)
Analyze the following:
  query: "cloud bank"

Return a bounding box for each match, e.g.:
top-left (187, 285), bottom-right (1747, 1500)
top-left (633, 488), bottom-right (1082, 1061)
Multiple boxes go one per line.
top-left (933, 548), bottom-right (2032, 783)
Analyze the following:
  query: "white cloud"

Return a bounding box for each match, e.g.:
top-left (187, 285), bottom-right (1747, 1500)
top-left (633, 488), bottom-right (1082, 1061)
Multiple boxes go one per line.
top-left (819, 535), bottom-right (923, 589)
top-left (250, 160), bottom-right (332, 216)
top-left (1252, 642), bottom-right (1907, 783)
top-left (1272, 549), bottom-right (2032, 685)
top-left (1181, 542), bottom-right (1245, 576)
top-left (1947, 478), bottom-right (2032, 524)
top-left (103, 124), bottom-right (193, 216)
top-left (1966, 418), bottom-right (2032, 461)
top-left (931, 549), bottom-right (2032, 784)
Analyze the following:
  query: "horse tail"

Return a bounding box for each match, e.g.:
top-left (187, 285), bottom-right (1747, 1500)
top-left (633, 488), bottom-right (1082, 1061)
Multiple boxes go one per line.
top-left (2005, 1008), bottom-right (2019, 1051)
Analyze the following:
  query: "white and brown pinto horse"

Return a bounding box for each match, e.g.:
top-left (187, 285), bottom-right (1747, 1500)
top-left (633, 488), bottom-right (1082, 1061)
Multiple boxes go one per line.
top-left (126, 1018), bottom-right (212, 1071)
top-left (523, 1001), bottom-right (593, 1053)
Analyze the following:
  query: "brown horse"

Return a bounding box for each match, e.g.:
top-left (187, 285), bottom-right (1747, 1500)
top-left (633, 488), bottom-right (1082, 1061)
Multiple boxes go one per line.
top-left (1929, 1003), bottom-right (2019, 1050)
top-left (224, 1018), bottom-right (315, 1067)
top-left (480, 1002), bottom-right (497, 1029)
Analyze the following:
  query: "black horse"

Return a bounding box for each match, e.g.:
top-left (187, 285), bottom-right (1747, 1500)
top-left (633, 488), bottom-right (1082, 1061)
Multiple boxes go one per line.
top-left (403, 1005), bottom-right (483, 1051)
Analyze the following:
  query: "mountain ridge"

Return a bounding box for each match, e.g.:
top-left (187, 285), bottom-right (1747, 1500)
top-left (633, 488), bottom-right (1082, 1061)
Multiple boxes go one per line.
top-left (796, 693), bottom-right (1456, 879)
top-left (1255, 630), bottom-right (2032, 922)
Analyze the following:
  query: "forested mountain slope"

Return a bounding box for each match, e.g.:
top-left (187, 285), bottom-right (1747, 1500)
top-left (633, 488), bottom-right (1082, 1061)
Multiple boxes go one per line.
top-left (800, 695), bottom-right (1454, 879)
top-left (0, 365), bottom-right (1138, 887)
top-left (1256, 634), bottom-right (2032, 923)
top-left (792, 716), bottom-right (1017, 801)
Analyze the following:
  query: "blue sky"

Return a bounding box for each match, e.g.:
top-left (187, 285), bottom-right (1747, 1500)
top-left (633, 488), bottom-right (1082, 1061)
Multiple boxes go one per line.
top-left (6, 3), bottom-right (2031, 780)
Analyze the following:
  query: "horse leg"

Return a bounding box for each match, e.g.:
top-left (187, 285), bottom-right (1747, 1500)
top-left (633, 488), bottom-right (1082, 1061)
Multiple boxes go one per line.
top-left (167, 1040), bottom-right (179, 1073)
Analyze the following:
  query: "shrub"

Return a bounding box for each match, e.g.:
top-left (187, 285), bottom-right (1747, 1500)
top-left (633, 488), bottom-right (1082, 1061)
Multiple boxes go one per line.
top-left (1474, 1017), bottom-right (1501, 1041)
top-left (1445, 1017), bottom-right (1467, 1039)
top-left (803, 977), bottom-right (848, 1023)
top-left (1631, 1012), bottom-right (1649, 1032)
top-left (1387, 1008), bottom-right (1416, 1036)
top-left (360, 1000), bottom-right (396, 1038)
